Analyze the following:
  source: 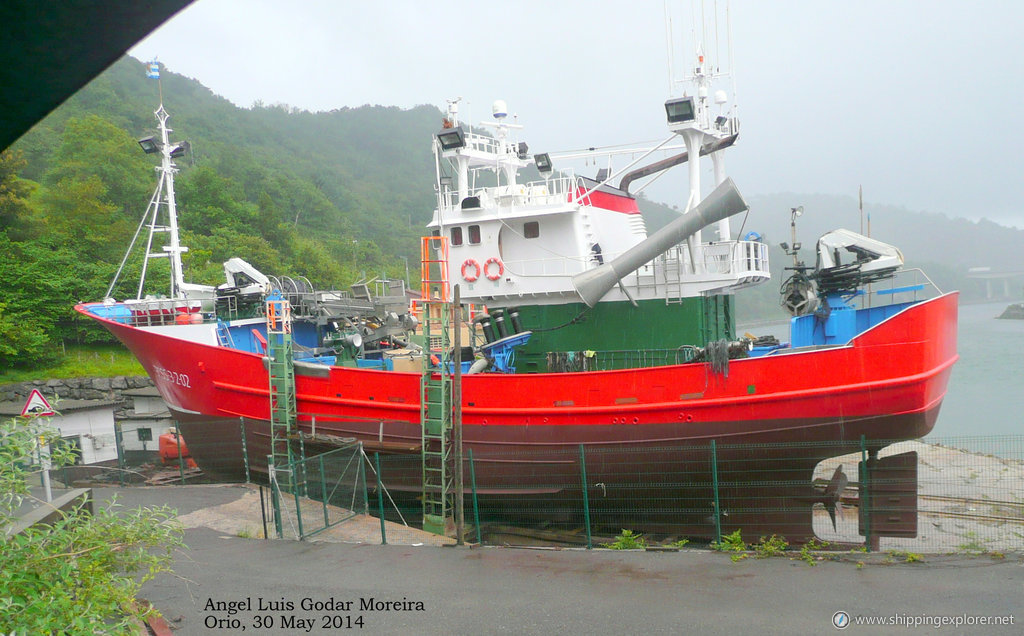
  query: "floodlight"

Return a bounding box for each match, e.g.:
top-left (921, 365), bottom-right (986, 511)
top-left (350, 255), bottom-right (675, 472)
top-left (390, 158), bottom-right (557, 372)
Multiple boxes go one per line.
top-left (534, 152), bottom-right (552, 174)
top-left (664, 97), bottom-right (696, 124)
top-left (137, 136), bottom-right (159, 154)
top-left (436, 125), bottom-right (466, 150)
top-left (169, 141), bottom-right (190, 158)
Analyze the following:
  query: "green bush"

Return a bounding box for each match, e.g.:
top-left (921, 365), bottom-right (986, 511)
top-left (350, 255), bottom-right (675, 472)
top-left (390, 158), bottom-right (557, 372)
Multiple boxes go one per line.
top-left (0, 416), bottom-right (184, 633)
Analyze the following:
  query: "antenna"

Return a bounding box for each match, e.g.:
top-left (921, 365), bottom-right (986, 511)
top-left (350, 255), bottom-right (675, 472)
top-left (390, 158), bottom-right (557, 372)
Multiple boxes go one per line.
top-left (859, 185), bottom-right (864, 235)
top-left (664, 0), bottom-right (675, 95)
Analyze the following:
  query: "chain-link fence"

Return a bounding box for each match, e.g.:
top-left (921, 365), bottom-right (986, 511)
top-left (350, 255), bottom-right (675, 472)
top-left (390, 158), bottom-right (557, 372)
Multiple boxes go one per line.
top-left (267, 442), bottom-right (368, 541)
top-left (367, 435), bottom-right (1024, 552)
top-left (113, 418), bottom-right (1024, 552)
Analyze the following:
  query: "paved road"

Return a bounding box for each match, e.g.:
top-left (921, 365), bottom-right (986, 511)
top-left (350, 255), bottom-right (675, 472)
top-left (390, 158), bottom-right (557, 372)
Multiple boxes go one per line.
top-left (100, 486), bottom-right (1023, 635)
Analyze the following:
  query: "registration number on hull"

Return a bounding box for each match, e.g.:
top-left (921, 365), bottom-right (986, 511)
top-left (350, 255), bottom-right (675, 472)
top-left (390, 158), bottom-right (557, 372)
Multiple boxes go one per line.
top-left (154, 365), bottom-right (191, 388)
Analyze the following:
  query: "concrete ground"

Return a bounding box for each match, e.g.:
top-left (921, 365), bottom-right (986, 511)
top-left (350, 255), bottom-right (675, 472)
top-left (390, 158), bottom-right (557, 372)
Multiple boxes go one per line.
top-left (86, 485), bottom-right (1024, 635)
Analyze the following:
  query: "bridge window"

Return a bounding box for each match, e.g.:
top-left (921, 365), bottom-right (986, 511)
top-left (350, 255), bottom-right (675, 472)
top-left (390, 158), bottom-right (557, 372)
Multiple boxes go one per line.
top-left (524, 221), bottom-right (540, 239)
top-left (450, 226), bottom-right (463, 246)
top-left (468, 225), bottom-right (481, 245)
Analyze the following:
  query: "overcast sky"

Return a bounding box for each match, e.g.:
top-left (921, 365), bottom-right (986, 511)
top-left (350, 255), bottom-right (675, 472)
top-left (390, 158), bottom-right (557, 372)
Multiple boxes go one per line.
top-left (130, 0), bottom-right (1024, 227)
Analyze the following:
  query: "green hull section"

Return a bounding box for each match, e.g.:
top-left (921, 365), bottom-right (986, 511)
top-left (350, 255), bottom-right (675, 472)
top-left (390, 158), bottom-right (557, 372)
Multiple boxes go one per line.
top-left (511, 295), bottom-right (735, 373)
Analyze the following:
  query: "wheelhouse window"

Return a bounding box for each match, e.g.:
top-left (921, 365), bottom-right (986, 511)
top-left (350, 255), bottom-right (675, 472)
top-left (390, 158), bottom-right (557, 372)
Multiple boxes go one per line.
top-left (450, 226), bottom-right (463, 246)
top-left (468, 225), bottom-right (481, 245)
top-left (524, 221), bottom-right (540, 239)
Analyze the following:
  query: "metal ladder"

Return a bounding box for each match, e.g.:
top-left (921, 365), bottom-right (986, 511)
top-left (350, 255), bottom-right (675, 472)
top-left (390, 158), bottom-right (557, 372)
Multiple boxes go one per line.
top-left (419, 236), bottom-right (455, 536)
top-left (266, 295), bottom-right (299, 496)
top-left (215, 320), bottom-right (234, 348)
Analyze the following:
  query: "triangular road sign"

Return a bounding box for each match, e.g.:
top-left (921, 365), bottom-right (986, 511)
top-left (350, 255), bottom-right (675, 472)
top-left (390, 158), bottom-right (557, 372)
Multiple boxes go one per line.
top-left (21, 389), bottom-right (55, 417)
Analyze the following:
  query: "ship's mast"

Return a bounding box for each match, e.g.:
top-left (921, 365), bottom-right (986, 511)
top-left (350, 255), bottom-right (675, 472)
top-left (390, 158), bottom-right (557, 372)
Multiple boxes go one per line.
top-left (664, 0), bottom-right (739, 270)
top-left (155, 105), bottom-right (187, 299)
top-left (106, 100), bottom-right (191, 301)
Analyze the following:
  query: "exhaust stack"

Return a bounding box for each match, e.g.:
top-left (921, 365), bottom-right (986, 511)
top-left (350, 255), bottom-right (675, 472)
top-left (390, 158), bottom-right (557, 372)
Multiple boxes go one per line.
top-left (571, 177), bottom-right (749, 307)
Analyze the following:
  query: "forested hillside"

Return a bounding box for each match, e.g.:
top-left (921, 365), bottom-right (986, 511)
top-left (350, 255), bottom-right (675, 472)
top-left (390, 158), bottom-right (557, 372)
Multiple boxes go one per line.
top-left (1, 56), bottom-right (1017, 368)
top-left (0, 57), bottom-right (444, 367)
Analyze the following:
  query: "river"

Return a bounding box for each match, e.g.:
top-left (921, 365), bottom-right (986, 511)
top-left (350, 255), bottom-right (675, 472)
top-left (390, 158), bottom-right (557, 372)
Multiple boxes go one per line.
top-left (934, 300), bottom-right (1024, 438)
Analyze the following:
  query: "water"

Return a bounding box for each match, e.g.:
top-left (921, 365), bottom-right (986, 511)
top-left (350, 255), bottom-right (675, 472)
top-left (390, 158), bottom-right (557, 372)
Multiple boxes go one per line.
top-left (740, 300), bottom-right (1024, 438)
top-left (934, 300), bottom-right (1024, 437)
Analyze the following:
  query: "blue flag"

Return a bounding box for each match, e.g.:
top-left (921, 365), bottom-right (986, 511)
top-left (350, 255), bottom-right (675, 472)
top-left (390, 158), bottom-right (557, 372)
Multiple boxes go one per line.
top-left (146, 60), bottom-right (160, 79)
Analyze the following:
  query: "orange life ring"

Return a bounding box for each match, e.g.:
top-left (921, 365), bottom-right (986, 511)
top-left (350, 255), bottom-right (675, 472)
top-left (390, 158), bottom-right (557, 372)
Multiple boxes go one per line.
top-left (461, 259), bottom-right (481, 282)
top-left (484, 257), bottom-right (504, 281)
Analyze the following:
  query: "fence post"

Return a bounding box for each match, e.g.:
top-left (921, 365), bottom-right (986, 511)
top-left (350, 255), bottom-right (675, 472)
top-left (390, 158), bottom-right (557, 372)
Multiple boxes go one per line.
top-left (298, 434), bottom-right (308, 497)
top-left (176, 429), bottom-right (185, 484)
top-left (468, 448), bottom-right (482, 545)
top-left (860, 434), bottom-right (871, 552)
top-left (268, 454), bottom-right (283, 539)
top-left (320, 454), bottom-right (329, 527)
top-left (259, 484), bottom-right (269, 540)
top-left (114, 421), bottom-right (126, 487)
top-left (711, 439), bottom-right (722, 545)
top-left (240, 418), bottom-right (251, 483)
top-left (579, 444), bottom-right (592, 550)
top-left (293, 456), bottom-right (305, 541)
top-left (374, 452), bottom-right (387, 545)
top-left (359, 442), bottom-right (369, 516)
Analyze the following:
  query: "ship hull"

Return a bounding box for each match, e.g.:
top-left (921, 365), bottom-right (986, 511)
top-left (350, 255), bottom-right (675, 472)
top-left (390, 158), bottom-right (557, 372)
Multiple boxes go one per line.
top-left (77, 292), bottom-right (958, 539)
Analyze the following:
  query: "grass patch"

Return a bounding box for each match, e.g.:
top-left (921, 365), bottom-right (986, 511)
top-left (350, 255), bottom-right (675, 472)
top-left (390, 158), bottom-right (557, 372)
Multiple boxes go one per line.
top-left (0, 344), bottom-right (144, 384)
top-left (886, 550), bottom-right (924, 563)
top-left (799, 538), bottom-right (829, 566)
top-left (711, 529), bottom-right (748, 561)
top-left (602, 529), bottom-right (647, 550)
top-left (753, 534), bottom-right (789, 558)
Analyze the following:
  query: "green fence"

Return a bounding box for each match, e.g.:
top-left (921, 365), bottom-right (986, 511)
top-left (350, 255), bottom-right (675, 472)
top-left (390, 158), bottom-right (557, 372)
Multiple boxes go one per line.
top-left (268, 441), bottom-right (368, 541)
top-left (366, 435), bottom-right (1024, 552)
top-left (107, 419), bottom-right (1024, 552)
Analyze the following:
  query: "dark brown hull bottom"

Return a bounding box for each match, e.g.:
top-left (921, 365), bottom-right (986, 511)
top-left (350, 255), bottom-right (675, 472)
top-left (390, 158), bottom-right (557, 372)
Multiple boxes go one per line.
top-left (176, 405), bottom-right (940, 542)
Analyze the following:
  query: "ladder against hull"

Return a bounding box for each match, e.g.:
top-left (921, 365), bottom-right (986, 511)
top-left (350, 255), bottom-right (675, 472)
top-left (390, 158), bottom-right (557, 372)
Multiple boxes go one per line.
top-left (420, 236), bottom-right (455, 535)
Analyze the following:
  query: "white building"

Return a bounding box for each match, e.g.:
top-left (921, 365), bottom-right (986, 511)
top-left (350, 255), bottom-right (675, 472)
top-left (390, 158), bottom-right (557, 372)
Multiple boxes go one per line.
top-left (0, 398), bottom-right (120, 465)
top-left (119, 387), bottom-right (176, 456)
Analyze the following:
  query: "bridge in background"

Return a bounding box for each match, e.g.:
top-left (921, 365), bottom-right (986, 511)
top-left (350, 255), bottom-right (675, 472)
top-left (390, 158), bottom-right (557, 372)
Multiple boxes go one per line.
top-left (966, 268), bottom-right (1024, 300)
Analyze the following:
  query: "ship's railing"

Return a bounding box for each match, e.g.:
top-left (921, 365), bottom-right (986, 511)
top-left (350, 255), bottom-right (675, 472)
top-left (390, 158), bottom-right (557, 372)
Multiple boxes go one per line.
top-left (117, 298), bottom-right (207, 327)
top-left (694, 240), bottom-right (770, 278)
top-left (490, 240), bottom-right (770, 295)
top-left (544, 347), bottom-right (700, 372)
top-left (463, 131), bottom-right (508, 156)
top-left (439, 174), bottom-right (582, 210)
top-left (502, 252), bottom-right (591, 278)
top-left (652, 239), bottom-right (770, 285)
top-left (859, 268), bottom-right (942, 306)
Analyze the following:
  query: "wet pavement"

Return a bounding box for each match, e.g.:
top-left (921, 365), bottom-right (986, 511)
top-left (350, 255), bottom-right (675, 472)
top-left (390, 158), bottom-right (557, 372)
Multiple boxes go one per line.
top-left (95, 485), bottom-right (1023, 635)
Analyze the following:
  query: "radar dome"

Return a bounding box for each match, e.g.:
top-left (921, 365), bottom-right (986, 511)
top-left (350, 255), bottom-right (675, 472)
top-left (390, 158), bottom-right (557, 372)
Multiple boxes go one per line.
top-left (714, 90), bottom-right (728, 105)
top-left (492, 100), bottom-right (508, 120)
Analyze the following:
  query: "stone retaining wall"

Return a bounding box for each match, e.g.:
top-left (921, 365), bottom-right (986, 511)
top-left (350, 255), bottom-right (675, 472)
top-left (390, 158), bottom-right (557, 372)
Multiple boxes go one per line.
top-left (0, 376), bottom-right (154, 405)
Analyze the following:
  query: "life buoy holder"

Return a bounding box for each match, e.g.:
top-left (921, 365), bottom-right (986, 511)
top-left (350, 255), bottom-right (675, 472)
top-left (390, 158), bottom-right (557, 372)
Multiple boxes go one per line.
top-left (484, 257), bottom-right (504, 281)
top-left (461, 259), bottom-right (481, 282)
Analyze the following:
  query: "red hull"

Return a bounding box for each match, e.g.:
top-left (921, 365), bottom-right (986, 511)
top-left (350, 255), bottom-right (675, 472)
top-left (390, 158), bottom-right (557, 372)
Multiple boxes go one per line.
top-left (77, 292), bottom-right (958, 539)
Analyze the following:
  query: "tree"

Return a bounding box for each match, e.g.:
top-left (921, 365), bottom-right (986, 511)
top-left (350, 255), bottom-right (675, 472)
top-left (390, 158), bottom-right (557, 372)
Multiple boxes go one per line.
top-left (0, 149), bottom-right (39, 240)
top-left (44, 115), bottom-right (152, 217)
top-left (0, 301), bottom-right (50, 367)
top-left (0, 416), bottom-right (183, 633)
